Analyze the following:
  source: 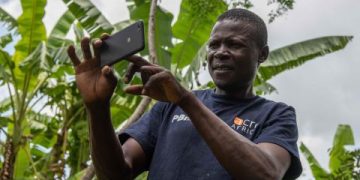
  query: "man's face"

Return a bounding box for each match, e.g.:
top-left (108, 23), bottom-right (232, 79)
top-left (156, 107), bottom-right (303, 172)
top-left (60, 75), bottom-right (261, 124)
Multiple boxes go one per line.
top-left (207, 19), bottom-right (265, 92)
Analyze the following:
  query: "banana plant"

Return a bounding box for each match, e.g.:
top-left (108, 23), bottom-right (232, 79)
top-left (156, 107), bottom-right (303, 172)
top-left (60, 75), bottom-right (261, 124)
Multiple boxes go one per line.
top-left (0, 0), bottom-right (355, 179)
top-left (300, 124), bottom-right (360, 179)
top-left (0, 0), bottom-right (48, 178)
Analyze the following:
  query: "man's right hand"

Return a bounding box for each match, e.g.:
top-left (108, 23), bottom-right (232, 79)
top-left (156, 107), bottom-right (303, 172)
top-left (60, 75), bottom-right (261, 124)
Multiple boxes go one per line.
top-left (67, 35), bottom-right (117, 107)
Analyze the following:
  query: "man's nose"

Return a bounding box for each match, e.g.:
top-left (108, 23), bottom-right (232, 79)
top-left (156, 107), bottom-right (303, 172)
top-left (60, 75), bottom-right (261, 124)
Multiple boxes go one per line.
top-left (214, 45), bottom-right (230, 59)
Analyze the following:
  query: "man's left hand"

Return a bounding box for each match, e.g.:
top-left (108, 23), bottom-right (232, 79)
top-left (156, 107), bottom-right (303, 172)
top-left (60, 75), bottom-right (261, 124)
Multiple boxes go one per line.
top-left (124, 55), bottom-right (189, 104)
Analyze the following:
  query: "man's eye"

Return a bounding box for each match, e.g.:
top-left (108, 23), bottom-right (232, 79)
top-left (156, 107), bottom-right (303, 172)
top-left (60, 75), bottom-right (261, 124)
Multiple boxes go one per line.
top-left (229, 42), bottom-right (243, 49)
top-left (208, 43), bottom-right (219, 50)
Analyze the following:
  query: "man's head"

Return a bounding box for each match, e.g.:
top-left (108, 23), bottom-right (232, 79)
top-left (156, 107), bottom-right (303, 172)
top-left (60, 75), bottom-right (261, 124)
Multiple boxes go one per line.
top-left (207, 8), bottom-right (269, 93)
top-left (217, 8), bottom-right (268, 49)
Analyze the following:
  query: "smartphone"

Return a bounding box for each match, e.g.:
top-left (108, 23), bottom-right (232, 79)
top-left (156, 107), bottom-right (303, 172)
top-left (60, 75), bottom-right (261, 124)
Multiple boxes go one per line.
top-left (100, 21), bottom-right (145, 67)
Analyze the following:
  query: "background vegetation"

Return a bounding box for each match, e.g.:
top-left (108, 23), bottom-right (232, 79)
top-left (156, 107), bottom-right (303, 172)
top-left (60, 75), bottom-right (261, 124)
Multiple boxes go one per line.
top-left (0, 0), bottom-right (357, 179)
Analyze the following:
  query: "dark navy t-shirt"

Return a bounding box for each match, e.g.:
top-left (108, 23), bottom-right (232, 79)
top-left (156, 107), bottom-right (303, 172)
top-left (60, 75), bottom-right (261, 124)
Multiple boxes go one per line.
top-left (119, 89), bottom-right (302, 179)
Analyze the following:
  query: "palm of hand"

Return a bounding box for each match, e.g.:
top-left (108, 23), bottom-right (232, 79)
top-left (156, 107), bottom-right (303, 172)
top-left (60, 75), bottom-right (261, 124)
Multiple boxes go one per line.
top-left (67, 37), bottom-right (117, 106)
top-left (75, 60), bottom-right (116, 104)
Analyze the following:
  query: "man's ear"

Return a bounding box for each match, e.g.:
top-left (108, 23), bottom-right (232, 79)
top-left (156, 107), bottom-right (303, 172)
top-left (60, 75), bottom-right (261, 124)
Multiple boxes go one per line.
top-left (258, 45), bottom-right (269, 64)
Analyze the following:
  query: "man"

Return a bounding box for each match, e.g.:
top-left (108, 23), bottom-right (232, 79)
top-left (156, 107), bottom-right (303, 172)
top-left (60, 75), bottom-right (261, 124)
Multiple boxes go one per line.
top-left (67, 8), bottom-right (302, 180)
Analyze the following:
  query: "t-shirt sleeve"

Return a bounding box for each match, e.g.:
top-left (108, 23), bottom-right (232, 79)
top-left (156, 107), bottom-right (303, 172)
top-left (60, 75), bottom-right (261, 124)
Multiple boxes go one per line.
top-left (253, 104), bottom-right (302, 180)
top-left (118, 102), bottom-right (164, 165)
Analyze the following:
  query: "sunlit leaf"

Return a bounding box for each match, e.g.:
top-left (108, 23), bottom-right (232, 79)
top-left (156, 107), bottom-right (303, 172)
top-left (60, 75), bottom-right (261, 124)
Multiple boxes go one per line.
top-left (329, 124), bottom-right (355, 172)
top-left (63, 0), bottom-right (114, 38)
top-left (183, 43), bottom-right (207, 89)
top-left (171, 0), bottom-right (227, 68)
top-left (254, 80), bottom-right (277, 95)
top-left (127, 1), bottom-right (173, 69)
top-left (300, 142), bottom-right (330, 179)
top-left (48, 10), bottom-right (75, 49)
top-left (0, 48), bottom-right (14, 83)
top-left (14, 143), bottom-right (31, 178)
top-left (0, 7), bottom-right (18, 34)
top-left (68, 169), bottom-right (87, 180)
top-left (113, 19), bottom-right (134, 31)
top-left (13, 0), bottom-right (47, 65)
top-left (19, 42), bottom-right (53, 74)
top-left (73, 22), bottom-right (85, 43)
top-left (258, 36), bottom-right (353, 82)
top-left (0, 33), bottom-right (13, 48)
top-left (111, 105), bottom-right (134, 128)
top-left (0, 98), bottom-right (11, 113)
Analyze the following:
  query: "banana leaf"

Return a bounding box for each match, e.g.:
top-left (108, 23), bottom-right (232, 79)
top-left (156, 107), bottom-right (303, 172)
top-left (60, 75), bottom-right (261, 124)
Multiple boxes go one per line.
top-left (127, 0), bottom-right (173, 69)
top-left (62, 0), bottom-right (114, 38)
top-left (258, 36), bottom-right (353, 82)
top-left (0, 7), bottom-right (18, 34)
top-left (329, 124), bottom-right (354, 172)
top-left (300, 142), bottom-right (330, 179)
top-left (171, 0), bottom-right (227, 69)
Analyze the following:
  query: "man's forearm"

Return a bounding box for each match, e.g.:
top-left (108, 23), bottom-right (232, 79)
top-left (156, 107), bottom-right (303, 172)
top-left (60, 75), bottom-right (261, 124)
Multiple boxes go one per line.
top-left (86, 102), bottom-right (132, 179)
top-left (178, 93), bottom-right (280, 180)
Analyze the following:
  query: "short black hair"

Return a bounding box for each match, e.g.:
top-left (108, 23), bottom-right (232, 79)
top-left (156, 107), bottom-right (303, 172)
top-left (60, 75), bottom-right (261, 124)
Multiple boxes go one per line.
top-left (217, 8), bottom-right (267, 48)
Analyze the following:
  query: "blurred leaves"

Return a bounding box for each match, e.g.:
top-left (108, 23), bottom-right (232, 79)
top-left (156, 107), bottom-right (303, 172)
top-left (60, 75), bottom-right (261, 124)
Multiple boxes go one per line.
top-left (13, 0), bottom-right (47, 65)
top-left (127, 0), bottom-right (174, 69)
top-left (301, 124), bottom-right (360, 179)
top-left (62, 0), bottom-right (114, 38)
top-left (171, 0), bottom-right (227, 69)
top-left (0, 0), bottom-right (355, 179)
top-left (255, 36), bottom-right (353, 95)
top-left (0, 33), bottom-right (12, 48)
top-left (0, 7), bottom-right (18, 34)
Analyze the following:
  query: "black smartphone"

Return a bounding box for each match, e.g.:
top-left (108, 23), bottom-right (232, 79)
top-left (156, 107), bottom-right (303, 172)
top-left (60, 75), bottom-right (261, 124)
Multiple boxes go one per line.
top-left (100, 21), bottom-right (145, 67)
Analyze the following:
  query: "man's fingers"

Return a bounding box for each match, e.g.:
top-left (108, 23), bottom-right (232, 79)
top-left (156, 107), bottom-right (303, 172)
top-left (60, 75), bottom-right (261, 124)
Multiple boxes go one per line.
top-left (101, 65), bottom-right (118, 83)
top-left (101, 65), bottom-right (114, 76)
top-left (140, 66), bottom-right (164, 74)
top-left (67, 45), bottom-right (80, 66)
top-left (124, 85), bottom-right (143, 95)
top-left (125, 55), bottom-right (152, 66)
top-left (123, 63), bottom-right (139, 84)
top-left (141, 71), bottom-right (169, 96)
top-left (81, 37), bottom-right (92, 60)
top-left (93, 39), bottom-right (102, 62)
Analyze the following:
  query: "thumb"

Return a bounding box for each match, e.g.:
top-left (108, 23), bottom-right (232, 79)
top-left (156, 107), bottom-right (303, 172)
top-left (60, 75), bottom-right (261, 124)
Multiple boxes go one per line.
top-left (101, 66), bottom-right (117, 80)
top-left (124, 85), bottom-right (144, 95)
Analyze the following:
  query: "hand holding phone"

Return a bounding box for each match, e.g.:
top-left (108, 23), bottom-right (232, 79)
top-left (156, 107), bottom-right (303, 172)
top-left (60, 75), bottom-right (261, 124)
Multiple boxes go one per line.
top-left (100, 21), bottom-right (145, 67)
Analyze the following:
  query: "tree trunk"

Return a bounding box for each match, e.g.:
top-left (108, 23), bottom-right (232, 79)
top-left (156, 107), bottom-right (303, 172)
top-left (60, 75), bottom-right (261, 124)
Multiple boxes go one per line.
top-left (0, 138), bottom-right (16, 180)
top-left (48, 129), bottom-right (67, 179)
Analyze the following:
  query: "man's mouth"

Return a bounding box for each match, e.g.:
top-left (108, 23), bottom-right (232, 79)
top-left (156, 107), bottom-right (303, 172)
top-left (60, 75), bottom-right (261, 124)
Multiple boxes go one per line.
top-left (213, 64), bottom-right (234, 71)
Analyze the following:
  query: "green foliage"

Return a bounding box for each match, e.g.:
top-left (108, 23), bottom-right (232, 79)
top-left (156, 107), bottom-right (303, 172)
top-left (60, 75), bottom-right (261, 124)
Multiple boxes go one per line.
top-left (300, 143), bottom-right (330, 179)
top-left (0, 33), bottom-right (12, 48)
top-left (0, 7), bottom-right (18, 33)
top-left (255, 36), bottom-right (353, 94)
top-left (301, 124), bottom-right (360, 179)
top-left (62, 0), bottom-right (114, 37)
top-left (14, 0), bottom-right (47, 64)
top-left (127, 0), bottom-right (174, 69)
top-left (267, 0), bottom-right (295, 23)
top-left (48, 10), bottom-right (75, 49)
top-left (0, 0), bottom-right (354, 179)
top-left (329, 124), bottom-right (355, 172)
top-left (172, 0), bottom-right (227, 69)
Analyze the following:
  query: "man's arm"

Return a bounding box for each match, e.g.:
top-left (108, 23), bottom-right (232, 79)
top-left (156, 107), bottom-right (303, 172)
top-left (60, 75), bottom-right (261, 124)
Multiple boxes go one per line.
top-left (67, 37), bottom-right (148, 179)
top-left (123, 60), bottom-right (292, 180)
top-left (86, 103), bottom-right (148, 179)
top-left (178, 93), bottom-right (290, 180)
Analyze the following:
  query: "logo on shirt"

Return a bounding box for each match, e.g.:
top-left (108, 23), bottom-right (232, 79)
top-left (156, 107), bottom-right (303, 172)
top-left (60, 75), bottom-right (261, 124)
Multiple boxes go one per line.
top-left (171, 114), bottom-right (190, 123)
top-left (231, 116), bottom-right (258, 136)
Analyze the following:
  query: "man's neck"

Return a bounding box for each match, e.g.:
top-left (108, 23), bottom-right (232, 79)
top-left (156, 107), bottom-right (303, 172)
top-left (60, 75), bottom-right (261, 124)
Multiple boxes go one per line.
top-left (214, 85), bottom-right (255, 99)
